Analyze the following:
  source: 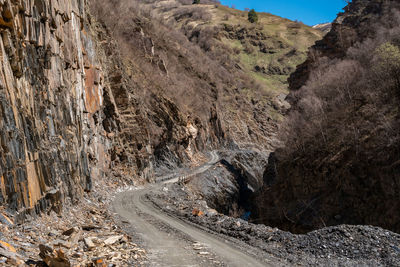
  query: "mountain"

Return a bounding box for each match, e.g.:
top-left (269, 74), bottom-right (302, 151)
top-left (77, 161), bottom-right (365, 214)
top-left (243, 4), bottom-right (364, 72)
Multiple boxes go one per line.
top-left (312, 22), bottom-right (332, 33)
top-left (254, 0), bottom-right (400, 234)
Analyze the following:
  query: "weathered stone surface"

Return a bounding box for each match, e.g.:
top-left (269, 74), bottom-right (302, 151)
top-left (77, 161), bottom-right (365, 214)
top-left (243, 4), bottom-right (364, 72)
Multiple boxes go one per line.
top-left (0, 240), bottom-right (16, 253)
top-left (187, 150), bottom-right (268, 217)
top-left (103, 235), bottom-right (123, 246)
top-left (0, 0), bottom-right (112, 218)
top-left (84, 237), bottom-right (95, 249)
top-left (39, 244), bottom-right (71, 267)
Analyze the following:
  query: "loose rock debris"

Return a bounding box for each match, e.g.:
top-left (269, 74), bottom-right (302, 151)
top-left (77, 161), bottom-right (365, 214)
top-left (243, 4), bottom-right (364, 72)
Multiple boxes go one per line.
top-left (0, 189), bottom-right (147, 266)
top-left (149, 182), bottom-right (400, 267)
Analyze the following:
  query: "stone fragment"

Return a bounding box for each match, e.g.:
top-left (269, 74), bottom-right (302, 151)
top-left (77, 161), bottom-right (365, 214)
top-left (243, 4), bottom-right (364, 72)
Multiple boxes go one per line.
top-left (0, 213), bottom-right (13, 226)
top-left (0, 247), bottom-right (23, 265)
top-left (103, 235), bottom-right (123, 246)
top-left (69, 231), bottom-right (82, 244)
top-left (62, 227), bottom-right (77, 236)
top-left (84, 237), bottom-right (96, 249)
top-left (193, 242), bottom-right (204, 250)
top-left (0, 240), bottom-right (16, 253)
top-left (52, 239), bottom-right (72, 249)
top-left (206, 209), bottom-right (218, 216)
top-left (48, 230), bottom-right (59, 237)
top-left (39, 244), bottom-right (54, 259)
top-left (39, 244), bottom-right (70, 267)
top-left (192, 208), bottom-right (204, 217)
top-left (92, 257), bottom-right (107, 267)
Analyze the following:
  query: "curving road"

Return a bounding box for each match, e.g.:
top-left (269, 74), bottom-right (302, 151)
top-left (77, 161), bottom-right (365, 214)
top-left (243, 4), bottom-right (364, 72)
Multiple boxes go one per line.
top-left (113, 151), bottom-right (271, 266)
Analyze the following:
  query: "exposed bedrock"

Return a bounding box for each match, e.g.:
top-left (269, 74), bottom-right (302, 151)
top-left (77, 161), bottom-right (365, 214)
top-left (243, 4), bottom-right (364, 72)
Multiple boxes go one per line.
top-left (188, 150), bottom-right (269, 218)
top-left (0, 0), bottom-right (111, 218)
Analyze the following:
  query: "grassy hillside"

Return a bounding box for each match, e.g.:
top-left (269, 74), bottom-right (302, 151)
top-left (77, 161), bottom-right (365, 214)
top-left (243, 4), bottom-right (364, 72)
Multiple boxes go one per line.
top-left (150, 2), bottom-right (323, 96)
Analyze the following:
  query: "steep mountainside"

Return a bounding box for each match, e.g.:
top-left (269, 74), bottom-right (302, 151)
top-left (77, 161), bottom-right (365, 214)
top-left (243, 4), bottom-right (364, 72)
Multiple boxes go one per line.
top-left (0, 0), bottom-right (322, 221)
top-left (254, 0), bottom-right (400, 234)
top-left (289, 0), bottom-right (389, 92)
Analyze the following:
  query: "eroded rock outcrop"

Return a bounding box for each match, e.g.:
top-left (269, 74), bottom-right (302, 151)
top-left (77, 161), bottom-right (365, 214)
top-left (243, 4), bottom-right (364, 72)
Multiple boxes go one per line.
top-left (0, 0), bottom-right (113, 218)
top-left (188, 150), bottom-right (269, 217)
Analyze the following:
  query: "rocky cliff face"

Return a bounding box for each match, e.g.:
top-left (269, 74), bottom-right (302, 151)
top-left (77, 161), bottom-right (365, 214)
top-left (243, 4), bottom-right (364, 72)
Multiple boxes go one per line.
top-left (0, 0), bottom-right (114, 218)
top-left (0, 0), bottom-right (215, 218)
top-left (254, 0), bottom-right (400, 234)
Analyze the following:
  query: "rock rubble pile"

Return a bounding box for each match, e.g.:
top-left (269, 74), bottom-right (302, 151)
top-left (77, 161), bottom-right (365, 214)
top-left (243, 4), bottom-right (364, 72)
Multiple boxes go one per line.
top-left (0, 188), bottom-right (146, 266)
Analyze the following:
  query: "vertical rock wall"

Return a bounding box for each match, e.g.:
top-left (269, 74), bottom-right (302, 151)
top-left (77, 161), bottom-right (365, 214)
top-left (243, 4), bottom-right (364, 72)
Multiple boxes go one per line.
top-left (0, 0), bottom-right (111, 217)
top-left (0, 0), bottom-right (211, 218)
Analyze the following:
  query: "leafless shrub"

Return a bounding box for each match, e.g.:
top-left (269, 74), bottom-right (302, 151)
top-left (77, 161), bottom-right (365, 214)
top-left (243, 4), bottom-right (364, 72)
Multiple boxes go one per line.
top-left (280, 10), bottom-right (400, 162)
top-left (288, 22), bottom-right (302, 29)
top-left (189, 26), bottom-right (219, 51)
top-left (170, 5), bottom-right (213, 22)
top-left (243, 41), bottom-right (255, 54)
top-left (232, 47), bottom-right (241, 55)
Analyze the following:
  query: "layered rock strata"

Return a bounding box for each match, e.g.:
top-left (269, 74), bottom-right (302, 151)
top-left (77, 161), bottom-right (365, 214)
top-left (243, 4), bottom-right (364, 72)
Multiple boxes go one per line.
top-left (0, 0), bottom-right (112, 217)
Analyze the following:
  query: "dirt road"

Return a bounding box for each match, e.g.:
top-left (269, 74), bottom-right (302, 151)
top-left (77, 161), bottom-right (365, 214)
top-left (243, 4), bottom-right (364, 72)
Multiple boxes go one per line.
top-left (113, 152), bottom-right (271, 266)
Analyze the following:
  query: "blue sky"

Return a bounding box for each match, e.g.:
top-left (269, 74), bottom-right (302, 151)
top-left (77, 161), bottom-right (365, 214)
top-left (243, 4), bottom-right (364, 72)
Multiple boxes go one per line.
top-left (220, 0), bottom-right (348, 26)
